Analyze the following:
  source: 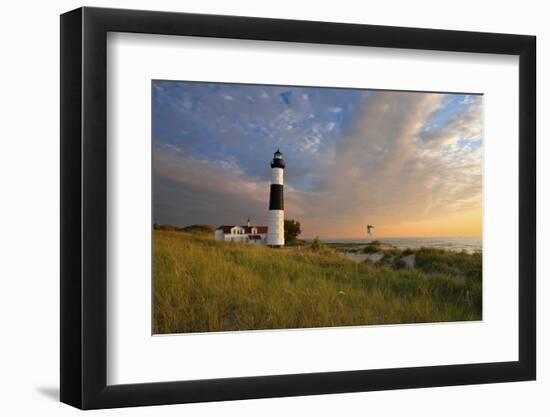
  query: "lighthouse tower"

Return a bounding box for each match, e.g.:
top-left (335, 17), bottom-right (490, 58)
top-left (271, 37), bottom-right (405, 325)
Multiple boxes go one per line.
top-left (267, 149), bottom-right (285, 247)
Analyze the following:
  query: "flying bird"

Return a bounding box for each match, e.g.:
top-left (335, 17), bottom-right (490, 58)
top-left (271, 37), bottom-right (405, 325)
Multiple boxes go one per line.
top-left (367, 224), bottom-right (375, 236)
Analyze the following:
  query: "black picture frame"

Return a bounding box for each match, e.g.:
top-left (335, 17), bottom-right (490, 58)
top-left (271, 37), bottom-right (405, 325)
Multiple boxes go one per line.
top-left (60, 6), bottom-right (536, 410)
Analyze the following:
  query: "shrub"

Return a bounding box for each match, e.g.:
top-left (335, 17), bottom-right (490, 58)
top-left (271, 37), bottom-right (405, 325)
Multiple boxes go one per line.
top-left (182, 224), bottom-right (215, 234)
top-left (363, 245), bottom-right (381, 254)
top-left (284, 219), bottom-right (302, 243)
top-left (376, 253), bottom-right (393, 267)
top-left (153, 223), bottom-right (177, 232)
top-left (310, 237), bottom-right (324, 251)
top-left (391, 257), bottom-right (407, 270)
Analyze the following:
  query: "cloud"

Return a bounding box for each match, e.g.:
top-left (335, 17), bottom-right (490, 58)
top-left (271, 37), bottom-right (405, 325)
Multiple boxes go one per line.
top-left (163, 143), bottom-right (182, 153)
top-left (281, 91), bottom-right (482, 237)
top-left (418, 95), bottom-right (483, 151)
top-left (152, 82), bottom-right (482, 237)
top-left (152, 81), bottom-right (366, 190)
top-left (153, 145), bottom-right (270, 226)
top-left (153, 143), bottom-right (310, 228)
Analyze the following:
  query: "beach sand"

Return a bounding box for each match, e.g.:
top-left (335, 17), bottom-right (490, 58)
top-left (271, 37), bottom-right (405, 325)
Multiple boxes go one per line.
top-left (338, 248), bottom-right (416, 268)
top-left (341, 252), bottom-right (384, 264)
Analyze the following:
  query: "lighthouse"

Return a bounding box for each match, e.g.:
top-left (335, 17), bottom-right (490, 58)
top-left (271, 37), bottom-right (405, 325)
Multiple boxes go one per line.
top-left (267, 149), bottom-right (285, 247)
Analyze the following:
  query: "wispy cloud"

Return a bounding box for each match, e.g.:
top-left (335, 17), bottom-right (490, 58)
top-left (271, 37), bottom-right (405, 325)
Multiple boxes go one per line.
top-left (286, 91), bottom-right (482, 237)
top-left (152, 82), bottom-right (482, 237)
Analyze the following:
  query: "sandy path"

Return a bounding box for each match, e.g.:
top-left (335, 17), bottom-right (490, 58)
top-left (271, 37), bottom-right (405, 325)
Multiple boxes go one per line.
top-left (340, 252), bottom-right (384, 264)
top-left (402, 254), bottom-right (416, 268)
top-left (339, 252), bottom-right (415, 268)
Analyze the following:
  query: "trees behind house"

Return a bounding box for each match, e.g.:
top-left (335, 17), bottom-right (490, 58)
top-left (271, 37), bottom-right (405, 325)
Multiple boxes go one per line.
top-left (284, 219), bottom-right (301, 243)
top-left (153, 223), bottom-right (214, 234)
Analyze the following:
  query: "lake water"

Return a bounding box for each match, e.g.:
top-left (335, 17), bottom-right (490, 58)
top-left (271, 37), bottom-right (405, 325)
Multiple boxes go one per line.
top-left (319, 236), bottom-right (482, 253)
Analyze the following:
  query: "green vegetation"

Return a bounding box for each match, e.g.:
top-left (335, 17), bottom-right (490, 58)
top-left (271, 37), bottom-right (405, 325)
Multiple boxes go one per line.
top-left (181, 224), bottom-right (215, 234)
top-left (323, 242), bottom-right (368, 249)
top-left (284, 219), bottom-right (302, 244)
top-left (153, 231), bottom-right (482, 334)
top-left (153, 223), bottom-right (179, 232)
top-left (285, 238), bottom-right (309, 247)
top-left (363, 242), bottom-right (381, 253)
top-left (153, 223), bottom-right (215, 234)
top-left (391, 256), bottom-right (408, 270)
top-left (415, 248), bottom-right (482, 280)
top-left (414, 248), bottom-right (482, 309)
top-left (310, 236), bottom-right (326, 251)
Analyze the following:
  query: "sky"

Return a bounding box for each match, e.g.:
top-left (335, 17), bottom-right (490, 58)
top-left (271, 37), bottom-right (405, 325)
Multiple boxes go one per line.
top-left (152, 80), bottom-right (483, 238)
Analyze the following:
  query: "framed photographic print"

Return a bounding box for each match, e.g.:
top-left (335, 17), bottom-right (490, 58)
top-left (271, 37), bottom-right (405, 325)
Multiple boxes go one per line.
top-left (60, 7), bottom-right (536, 409)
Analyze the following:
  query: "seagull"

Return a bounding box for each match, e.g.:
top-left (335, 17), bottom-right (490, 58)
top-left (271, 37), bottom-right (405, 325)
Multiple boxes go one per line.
top-left (367, 224), bottom-right (375, 236)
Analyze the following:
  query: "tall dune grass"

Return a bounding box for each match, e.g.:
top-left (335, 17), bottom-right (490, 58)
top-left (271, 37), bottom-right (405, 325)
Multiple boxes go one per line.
top-left (153, 231), bottom-right (481, 334)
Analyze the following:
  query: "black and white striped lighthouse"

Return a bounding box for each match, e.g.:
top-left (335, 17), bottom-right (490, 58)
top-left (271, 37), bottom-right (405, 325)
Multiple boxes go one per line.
top-left (267, 149), bottom-right (285, 247)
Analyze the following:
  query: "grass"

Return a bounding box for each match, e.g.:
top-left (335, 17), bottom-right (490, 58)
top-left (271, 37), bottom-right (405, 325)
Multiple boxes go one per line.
top-left (153, 230), bottom-right (482, 334)
top-left (363, 243), bottom-right (381, 254)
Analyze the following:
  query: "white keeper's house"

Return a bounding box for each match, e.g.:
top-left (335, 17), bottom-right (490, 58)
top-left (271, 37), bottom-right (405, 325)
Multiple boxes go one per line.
top-left (214, 219), bottom-right (268, 244)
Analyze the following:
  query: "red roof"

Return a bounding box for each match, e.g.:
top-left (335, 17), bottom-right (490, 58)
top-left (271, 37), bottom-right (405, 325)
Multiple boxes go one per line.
top-left (242, 226), bottom-right (267, 233)
top-left (242, 226), bottom-right (268, 234)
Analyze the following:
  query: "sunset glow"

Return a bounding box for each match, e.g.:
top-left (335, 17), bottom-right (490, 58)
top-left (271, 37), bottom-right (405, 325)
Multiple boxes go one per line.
top-left (153, 81), bottom-right (482, 239)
